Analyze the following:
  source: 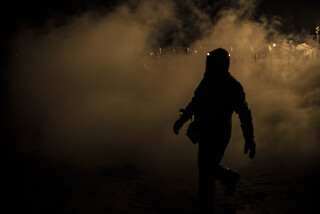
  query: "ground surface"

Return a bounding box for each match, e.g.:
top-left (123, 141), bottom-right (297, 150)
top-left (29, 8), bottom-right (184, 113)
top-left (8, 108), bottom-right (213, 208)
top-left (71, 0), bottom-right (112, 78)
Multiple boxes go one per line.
top-left (4, 153), bottom-right (319, 214)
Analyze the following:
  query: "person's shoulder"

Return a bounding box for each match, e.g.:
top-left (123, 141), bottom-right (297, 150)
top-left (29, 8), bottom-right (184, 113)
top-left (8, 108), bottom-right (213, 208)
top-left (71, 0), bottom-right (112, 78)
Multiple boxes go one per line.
top-left (228, 74), bottom-right (243, 90)
top-left (194, 77), bottom-right (207, 96)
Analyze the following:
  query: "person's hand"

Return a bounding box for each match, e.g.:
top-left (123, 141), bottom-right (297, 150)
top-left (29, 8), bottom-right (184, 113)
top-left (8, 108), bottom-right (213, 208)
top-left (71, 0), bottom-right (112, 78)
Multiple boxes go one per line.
top-left (244, 139), bottom-right (256, 159)
top-left (173, 119), bottom-right (184, 135)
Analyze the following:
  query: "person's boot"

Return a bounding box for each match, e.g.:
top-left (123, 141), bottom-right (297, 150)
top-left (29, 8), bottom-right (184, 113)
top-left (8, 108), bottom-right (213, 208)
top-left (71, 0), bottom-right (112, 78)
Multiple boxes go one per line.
top-left (217, 166), bottom-right (240, 195)
top-left (223, 171), bottom-right (240, 195)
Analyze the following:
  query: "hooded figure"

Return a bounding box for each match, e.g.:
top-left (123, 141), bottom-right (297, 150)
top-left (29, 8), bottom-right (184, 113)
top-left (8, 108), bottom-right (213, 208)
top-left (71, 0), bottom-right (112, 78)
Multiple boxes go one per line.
top-left (173, 48), bottom-right (256, 213)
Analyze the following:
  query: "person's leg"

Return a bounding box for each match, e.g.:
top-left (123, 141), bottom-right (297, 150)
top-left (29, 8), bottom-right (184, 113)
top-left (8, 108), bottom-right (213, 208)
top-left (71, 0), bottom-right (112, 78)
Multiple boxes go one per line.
top-left (197, 136), bottom-right (228, 213)
top-left (198, 166), bottom-right (216, 213)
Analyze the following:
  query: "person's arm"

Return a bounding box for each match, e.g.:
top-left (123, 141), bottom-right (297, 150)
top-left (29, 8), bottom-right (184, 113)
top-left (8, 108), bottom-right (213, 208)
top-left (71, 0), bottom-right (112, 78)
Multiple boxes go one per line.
top-left (173, 97), bottom-right (195, 135)
top-left (234, 84), bottom-right (256, 159)
top-left (173, 78), bottom-right (204, 135)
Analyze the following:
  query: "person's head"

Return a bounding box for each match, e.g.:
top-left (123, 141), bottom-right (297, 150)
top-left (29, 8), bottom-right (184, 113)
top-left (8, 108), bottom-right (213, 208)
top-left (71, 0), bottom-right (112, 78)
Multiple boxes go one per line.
top-left (204, 48), bottom-right (230, 77)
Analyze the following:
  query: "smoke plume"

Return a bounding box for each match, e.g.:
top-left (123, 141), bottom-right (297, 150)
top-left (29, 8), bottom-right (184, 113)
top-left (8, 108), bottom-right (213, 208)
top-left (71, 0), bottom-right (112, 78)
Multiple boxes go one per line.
top-left (9, 0), bottom-right (320, 175)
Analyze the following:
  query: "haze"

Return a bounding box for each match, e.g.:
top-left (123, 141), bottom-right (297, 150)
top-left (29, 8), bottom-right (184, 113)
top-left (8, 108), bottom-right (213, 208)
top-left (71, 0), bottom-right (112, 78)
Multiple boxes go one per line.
top-left (9, 0), bottom-right (320, 178)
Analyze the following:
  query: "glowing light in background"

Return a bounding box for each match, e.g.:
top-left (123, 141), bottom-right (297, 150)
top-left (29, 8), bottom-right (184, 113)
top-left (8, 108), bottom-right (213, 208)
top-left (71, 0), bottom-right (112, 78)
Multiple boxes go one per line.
top-left (316, 26), bottom-right (319, 51)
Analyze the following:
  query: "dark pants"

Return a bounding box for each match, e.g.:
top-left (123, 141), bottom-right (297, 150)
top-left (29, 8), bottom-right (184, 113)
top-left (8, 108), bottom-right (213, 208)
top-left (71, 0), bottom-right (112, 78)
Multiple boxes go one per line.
top-left (197, 131), bottom-right (231, 213)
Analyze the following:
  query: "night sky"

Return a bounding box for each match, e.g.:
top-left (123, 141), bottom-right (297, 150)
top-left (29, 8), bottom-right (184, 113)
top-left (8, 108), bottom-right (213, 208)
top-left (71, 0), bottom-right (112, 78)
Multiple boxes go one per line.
top-left (1, 0), bottom-right (319, 38)
top-left (1, 0), bottom-right (319, 65)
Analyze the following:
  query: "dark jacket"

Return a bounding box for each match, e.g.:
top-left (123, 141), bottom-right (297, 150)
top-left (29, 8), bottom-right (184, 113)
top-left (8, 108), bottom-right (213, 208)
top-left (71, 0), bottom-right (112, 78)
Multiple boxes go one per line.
top-left (180, 72), bottom-right (254, 141)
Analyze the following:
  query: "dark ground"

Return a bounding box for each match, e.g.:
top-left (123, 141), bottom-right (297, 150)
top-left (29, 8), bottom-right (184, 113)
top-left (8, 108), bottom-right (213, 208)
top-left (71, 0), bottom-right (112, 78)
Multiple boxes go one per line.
top-left (3, 152), bottom-right (320, 214)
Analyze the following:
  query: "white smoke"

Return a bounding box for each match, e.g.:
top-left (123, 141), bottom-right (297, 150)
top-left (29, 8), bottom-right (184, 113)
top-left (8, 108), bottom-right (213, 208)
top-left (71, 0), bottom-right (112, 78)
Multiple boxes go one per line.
top-left (9, 0), bottom-right (320, 174)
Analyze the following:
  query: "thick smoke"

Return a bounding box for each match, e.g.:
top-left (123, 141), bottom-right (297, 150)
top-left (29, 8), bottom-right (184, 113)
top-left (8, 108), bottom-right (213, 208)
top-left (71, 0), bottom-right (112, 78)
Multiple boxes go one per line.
top-left (10, 0), bottom-right (320, 174)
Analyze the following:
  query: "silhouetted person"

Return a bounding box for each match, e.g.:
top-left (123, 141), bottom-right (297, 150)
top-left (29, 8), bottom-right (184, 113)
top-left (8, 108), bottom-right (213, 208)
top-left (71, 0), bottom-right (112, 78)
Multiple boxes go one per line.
top-left (173, 48), bottom-right (256, 213)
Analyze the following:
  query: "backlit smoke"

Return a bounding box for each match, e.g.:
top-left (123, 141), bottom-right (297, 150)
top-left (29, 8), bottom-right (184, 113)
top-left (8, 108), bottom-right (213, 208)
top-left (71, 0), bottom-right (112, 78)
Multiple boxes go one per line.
top-left (10, 0), bottom-right (320, 174)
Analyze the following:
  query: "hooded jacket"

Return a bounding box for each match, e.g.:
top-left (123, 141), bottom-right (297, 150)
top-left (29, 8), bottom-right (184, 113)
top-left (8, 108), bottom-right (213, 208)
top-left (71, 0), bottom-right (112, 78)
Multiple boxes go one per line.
top-left (180, 48), bottom-right (254, 141)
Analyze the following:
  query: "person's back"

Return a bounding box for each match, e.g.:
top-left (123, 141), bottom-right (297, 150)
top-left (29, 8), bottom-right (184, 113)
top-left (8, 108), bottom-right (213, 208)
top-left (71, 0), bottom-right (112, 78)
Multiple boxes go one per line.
top-left (173, 48), bottom-right (256, 213)
top-left (192, 73), bottom-right (244, 134)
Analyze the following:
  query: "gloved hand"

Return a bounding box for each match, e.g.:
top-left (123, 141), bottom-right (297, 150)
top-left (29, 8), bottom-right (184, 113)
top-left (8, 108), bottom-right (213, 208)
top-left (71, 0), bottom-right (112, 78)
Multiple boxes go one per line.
top-left (244, 139), bottom-right (256, 159)
top-left (173, 118), bottom-right (184, 135)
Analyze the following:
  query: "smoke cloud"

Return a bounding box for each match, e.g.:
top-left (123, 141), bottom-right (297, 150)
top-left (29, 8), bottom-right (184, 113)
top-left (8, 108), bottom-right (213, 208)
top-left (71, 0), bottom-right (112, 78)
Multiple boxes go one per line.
top-left (9, 0), bottom-right (320, 175)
